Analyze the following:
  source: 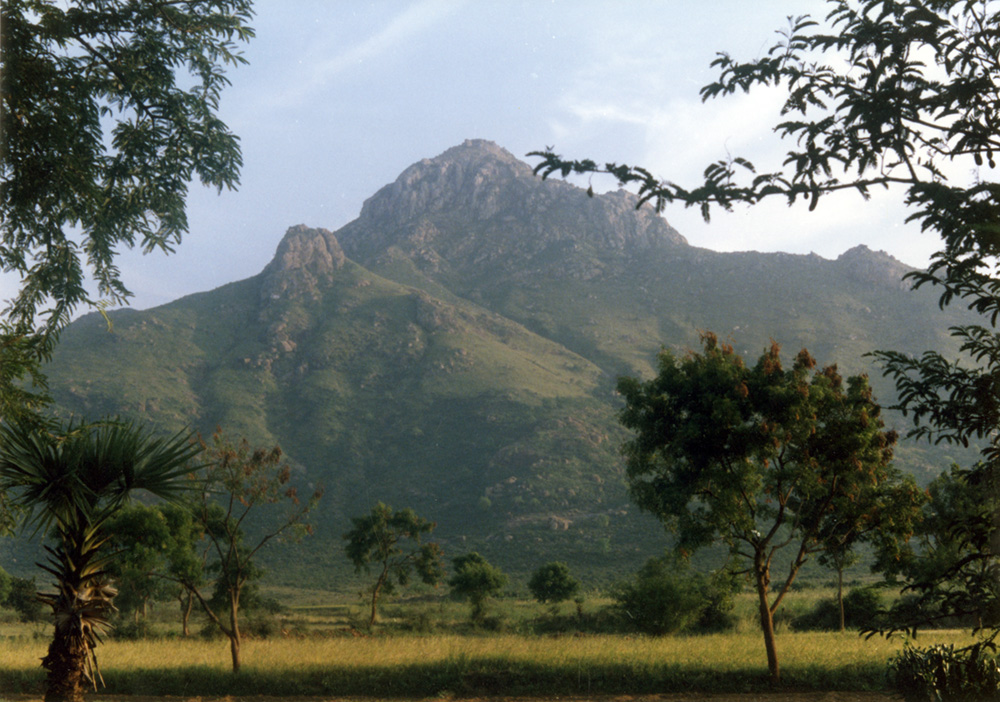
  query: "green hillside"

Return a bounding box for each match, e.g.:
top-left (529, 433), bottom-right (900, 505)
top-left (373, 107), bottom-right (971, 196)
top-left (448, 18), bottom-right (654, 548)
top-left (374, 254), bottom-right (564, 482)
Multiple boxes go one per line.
top-left (28, 140), bottom-right (973, 589)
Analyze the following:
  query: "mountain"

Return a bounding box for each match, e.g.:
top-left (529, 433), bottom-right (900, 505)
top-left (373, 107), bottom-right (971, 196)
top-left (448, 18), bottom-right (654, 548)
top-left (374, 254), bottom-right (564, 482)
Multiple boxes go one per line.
top-left (23, 139), bottom-right (970, 588)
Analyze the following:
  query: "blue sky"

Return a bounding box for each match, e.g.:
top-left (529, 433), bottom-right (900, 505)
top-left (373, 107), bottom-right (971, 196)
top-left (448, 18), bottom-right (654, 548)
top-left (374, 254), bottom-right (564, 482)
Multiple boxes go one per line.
top-left (14, 1), bottom-right (945, 312)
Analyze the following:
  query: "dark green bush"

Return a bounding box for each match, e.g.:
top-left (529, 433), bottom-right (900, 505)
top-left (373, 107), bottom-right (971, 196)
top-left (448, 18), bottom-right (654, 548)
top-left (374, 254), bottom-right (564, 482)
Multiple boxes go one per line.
top-left (611, 556), bottom-right (736, 635)
top-left (5, 576), bottom-right (45, 623)
top-left (890, 642), bottom-right (1000, 702)
top-left (792, 587), bottom-right (885, 631)
top-left (114, 618), bottom-right (152, 640)
top-left (528, 562), bottom-right (580, 605)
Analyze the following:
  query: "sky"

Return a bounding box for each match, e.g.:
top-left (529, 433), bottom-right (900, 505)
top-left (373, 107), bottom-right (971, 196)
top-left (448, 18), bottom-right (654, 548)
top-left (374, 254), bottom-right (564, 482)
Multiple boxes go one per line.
top-left (12, 0), bottom-right (950, 312)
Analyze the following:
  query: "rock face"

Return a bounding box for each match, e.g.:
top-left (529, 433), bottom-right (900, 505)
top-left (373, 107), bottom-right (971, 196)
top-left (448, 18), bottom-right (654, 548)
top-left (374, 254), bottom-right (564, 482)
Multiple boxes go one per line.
top-left (337, 139), bottom-right (687, 279)
top-left (835, 244), bottom-right (912, 290)
top-left (260, 224), bottom-right (346, 303)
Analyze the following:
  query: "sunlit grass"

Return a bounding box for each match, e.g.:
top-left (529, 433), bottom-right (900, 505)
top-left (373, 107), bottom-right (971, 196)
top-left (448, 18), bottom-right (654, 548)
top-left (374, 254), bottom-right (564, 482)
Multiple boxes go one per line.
top-left (0, 628), bottom-right (978, 697)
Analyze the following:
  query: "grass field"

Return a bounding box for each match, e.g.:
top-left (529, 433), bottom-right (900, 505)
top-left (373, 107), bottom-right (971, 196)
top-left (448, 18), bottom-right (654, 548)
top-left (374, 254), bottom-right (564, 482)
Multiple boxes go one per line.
top-left (0, 622), bottom-right (976, 697)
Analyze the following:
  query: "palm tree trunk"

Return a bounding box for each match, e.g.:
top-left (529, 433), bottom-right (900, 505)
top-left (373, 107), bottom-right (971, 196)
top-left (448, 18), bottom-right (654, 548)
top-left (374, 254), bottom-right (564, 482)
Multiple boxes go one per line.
top-left (42, 622), bottom-right (87, 702)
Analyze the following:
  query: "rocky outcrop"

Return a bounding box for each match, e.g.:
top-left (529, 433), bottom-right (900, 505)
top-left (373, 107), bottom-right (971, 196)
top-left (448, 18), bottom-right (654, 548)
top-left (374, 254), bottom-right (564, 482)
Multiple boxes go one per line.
top-left (335, 139), bottom-right (687, 274)
top-left (835, 245), bottom-right (912, 290)
top-left (259, 225), bottom-right (346, 303)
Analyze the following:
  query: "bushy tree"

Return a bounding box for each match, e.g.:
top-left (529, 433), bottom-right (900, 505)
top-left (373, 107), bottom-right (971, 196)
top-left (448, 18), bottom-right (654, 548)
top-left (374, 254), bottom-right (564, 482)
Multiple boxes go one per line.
top-left (158, 503), bottom-right (206, 636)
top-left (104, 503), bottom-right (206, 636)
top-left (616, 334), bottom-right (922, 682)
top-left (528, 562), bottom-right (580, 608)
top-left (6, 575), bottom-right (45, 623)
top-left (0, 1), bottom-right (253, 422)
top-left (0, 566), bottom-right (12, 607)
top-left (104, 505), bottom-right (173, 627)
top-left (343, 502), bottom-right (444, 628)
top-left (611, 556), bottom-right (726, 635)
top-left (531, 0), bottom-right (1000, 658)
top-left (882, 465), bottom-right (1000, 632)
top-left (449, 552), bottom-right (507, 624)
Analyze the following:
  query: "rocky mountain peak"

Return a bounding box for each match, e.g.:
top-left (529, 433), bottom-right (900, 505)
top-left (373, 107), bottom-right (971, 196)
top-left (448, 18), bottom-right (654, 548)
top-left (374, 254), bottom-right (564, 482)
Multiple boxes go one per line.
top-left (356, 139), bottom-right (534, 225)
top-left (337, 140), bottom-right (687, 272)
top-left (835, 244), bottom-right (912, 290)
top-left (260, 224), bottom-right (345, 303)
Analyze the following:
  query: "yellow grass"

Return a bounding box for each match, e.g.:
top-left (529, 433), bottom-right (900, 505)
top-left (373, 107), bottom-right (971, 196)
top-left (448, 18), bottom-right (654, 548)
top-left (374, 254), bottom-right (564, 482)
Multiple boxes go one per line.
top-left (0, 629), bottom-right (977, 674)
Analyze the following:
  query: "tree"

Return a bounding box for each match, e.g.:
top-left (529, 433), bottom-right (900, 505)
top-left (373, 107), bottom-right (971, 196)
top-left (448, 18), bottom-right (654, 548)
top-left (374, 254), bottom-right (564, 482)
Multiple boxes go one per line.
top-left (882, 464), bottom-right (1000, 632)
top-left (611, 555), bottom-right (719, 635)
top-left (0, 566), bottom-right (12, 607)
top-left (449, 552), bottom-right (507, 624)
top-left (817, 547), bottom-right (861, 632)
top-left (178, 430), bottom-right (321, 673)
top-left (0, 0), bottom-right (253, 421)
top-left (343, 502), bottom-right (444, 628)
top-left (6, 575), bottom-right (46, 623)
top-left (0, 418), bottom-right (198, 702)
top-left (530, 0), bottom-right (1000, 648)
top-left (103, 503), bottom-right (206, 635)
top-left (158, 503), bottom-right (206, 637)
top-left (527, 561), bottom-right (580, 609)
top-left (104, 505), bottom-right (173, 627)
top-left (616, 333), bottom-right (922, 683)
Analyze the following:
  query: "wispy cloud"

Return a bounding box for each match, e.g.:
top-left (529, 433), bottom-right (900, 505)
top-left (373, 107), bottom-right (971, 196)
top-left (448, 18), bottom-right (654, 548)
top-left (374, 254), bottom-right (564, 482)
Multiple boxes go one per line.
top-left (274, 0), bottom-right (465, 105)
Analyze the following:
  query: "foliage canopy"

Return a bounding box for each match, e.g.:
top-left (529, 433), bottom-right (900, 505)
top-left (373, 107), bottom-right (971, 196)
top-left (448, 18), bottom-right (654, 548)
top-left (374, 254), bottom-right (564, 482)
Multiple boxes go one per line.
top-left (0, 0), bottom-right (253, 421)
top-left (527, 561), bottom-right (580, 605)
top-left (343, 502), bottom-right (444, 628)
top-left (449, 551), bottom-right (507, 624)
top-left (617, 333), bottom-right (921, 682)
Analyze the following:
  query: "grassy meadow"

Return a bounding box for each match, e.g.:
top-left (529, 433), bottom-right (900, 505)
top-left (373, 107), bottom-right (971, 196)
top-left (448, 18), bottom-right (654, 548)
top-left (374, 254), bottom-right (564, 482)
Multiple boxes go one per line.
top-left (0, 589), bottom-right (980, 698)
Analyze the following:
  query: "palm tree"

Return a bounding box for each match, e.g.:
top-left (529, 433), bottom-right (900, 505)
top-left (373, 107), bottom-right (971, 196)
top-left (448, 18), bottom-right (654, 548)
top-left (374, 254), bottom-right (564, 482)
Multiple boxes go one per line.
top-left (0, 418), bottom-right (199, 702)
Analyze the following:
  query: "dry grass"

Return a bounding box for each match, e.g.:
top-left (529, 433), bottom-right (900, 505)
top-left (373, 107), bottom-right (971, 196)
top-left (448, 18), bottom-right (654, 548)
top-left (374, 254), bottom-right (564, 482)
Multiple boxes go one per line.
top-left (0, 628), bottom-right (978, 698)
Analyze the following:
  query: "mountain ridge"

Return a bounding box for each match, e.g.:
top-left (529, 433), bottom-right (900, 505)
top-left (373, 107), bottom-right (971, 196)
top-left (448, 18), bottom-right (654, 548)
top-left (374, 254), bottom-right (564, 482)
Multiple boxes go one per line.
top-left (26, 140), bottom-right (967, 588)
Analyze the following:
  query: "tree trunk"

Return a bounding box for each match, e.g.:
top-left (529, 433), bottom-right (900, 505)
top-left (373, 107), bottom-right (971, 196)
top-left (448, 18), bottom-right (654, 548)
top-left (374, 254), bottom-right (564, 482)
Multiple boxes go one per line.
top-left (369, 570), bottom-right (388, 628)
top-left (837, 565), bottom-right (845, 632)
top-left (179, 591), bottom-right (193, 636)
top-left (42, 624), bottom-right (87, 702)
top-left (753, 564), bottom-right (780, 684)
top-left (228, 590), bottom-right (242, 672)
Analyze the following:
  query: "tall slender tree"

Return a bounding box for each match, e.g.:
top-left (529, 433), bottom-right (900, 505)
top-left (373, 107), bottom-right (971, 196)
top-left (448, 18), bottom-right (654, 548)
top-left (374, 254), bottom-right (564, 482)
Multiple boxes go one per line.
top-left (178, 430), bottom-right (321, 672)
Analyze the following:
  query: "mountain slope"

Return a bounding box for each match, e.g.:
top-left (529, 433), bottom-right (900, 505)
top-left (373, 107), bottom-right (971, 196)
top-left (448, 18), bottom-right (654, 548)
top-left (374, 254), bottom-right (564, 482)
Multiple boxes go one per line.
top-left (32, 140), bottom-right (970, 588)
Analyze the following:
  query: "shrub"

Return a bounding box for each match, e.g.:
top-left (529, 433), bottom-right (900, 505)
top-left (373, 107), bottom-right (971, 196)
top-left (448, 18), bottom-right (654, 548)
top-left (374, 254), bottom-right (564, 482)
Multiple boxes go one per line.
top-left (844, 587), bottom-right (883, 628)
top-left (611, 556), bottom-right (735, 635)
top-left (792, 587), bottom-right (885, 631)
top-left (0, 567), bottom-right (12, 605)
top-left (5, 576), bottom-right (45, 623)
top-left (890, 642), bottom-right (1000, 702)
top-left (449, 552), bottom-right (507, 623)
top-left (114, 618), bottom-right (152, 640)
top-left (528, 562), bottom-right (580, 605)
